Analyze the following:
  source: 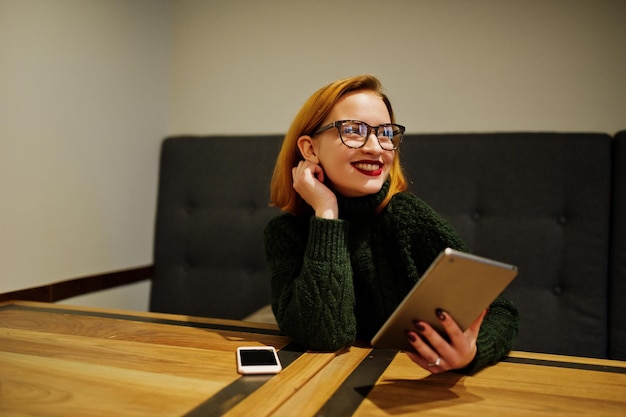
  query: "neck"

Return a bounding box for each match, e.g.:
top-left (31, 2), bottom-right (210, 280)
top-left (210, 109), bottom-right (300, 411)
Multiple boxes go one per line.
top-left (335, 180), bottom-right (390, 219)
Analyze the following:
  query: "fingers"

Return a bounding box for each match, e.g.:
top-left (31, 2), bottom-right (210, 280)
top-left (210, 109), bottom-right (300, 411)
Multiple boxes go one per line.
top-left (405, 318), bottom-right (451, 373)
top-left (292, 160), bottom-right (324, 185)
top-left (291, 160), bottom-right (338, 219)
top-left (405, 308), bottom-right (483, 372)
top-left (405, 329), bottom-right (448, 373)
top-left (436, 308), bottom-right (464, 341)
top-left (291, 160), bottom-right (321, 195)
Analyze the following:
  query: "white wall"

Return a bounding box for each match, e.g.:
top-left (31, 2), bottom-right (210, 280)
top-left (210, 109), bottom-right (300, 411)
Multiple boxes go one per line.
top-left (0, 0), bottom-right (172, 310)
top-left (2, 0), bottom-right (624, 312)
top-left (169, 0), bottom-right (626, 135)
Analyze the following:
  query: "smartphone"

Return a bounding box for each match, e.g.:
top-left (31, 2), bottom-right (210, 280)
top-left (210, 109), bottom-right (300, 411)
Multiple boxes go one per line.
top-left (236, 346), bottom-right (282, 375)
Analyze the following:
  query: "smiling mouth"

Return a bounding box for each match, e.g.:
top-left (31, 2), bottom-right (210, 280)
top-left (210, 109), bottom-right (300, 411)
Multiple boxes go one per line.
top-left (352, 162), bottom-right (383, 176)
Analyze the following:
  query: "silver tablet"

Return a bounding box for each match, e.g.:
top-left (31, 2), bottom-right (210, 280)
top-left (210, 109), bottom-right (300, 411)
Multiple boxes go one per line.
top-left (370, 248), bottom-right (517, 352)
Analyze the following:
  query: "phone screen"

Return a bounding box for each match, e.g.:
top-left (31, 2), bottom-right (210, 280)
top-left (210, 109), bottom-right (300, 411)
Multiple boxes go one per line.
top-left (239, 349), bottom-right (278, 366)
top-left (236, 346), bottom-right (282, 374)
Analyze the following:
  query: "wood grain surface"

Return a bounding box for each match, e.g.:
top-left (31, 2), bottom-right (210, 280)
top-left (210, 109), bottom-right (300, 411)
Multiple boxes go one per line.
top-left (353, 351), bottom-right (626, 416)
top-left (2, 301), bottom-right (625, 417)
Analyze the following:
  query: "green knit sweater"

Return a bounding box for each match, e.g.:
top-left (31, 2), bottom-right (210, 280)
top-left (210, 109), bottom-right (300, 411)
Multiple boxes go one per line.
top-left (263, 182), bottom-right (519, 373)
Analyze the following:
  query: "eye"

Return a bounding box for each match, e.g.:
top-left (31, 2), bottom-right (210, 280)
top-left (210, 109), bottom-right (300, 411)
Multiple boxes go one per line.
top-left (379, 125), bottom-right (395, 139)
top-left (341, 122), bottom-right (363, 138)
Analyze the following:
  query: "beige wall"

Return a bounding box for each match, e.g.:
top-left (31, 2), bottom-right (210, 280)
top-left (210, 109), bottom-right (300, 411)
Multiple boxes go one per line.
top-left (1, 0), bottom-right (624, 312)
top-left (169, 0), bottom-right (626, 135)
top-left (0, 0), bottom-right (171, 310)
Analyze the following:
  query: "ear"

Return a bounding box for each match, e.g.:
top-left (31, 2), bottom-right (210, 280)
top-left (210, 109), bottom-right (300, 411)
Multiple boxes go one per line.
top-left (296, 135), bottom-right (320, 164)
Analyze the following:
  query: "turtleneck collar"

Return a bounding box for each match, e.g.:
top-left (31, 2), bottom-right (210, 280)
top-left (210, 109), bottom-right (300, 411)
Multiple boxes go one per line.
top-left (335, 180), bottom-right (390, 220)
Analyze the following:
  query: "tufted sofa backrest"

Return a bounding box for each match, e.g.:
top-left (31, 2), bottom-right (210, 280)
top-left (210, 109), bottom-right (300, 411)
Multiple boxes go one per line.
top-left (150, 132), bottom-right (623, 359)
top-left (400, 133), bottom-right (613, 357)
top-left (610, 131), bottom-right (626, 360)
top-left (150, 135), bottom-right (283, 319)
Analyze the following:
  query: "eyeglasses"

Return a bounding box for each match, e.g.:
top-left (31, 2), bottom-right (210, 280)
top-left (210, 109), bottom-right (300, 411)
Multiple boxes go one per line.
top-left (311, 120), bottom-right (405, 150)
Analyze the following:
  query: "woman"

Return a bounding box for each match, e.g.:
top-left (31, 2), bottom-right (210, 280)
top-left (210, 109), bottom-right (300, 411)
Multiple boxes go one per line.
top-left (264, 75), bottom-right (519, 373)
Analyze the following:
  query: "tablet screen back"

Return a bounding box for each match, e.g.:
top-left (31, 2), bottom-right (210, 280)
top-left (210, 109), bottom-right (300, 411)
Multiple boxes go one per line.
top-left (370, 248), bottom-right (517, 352)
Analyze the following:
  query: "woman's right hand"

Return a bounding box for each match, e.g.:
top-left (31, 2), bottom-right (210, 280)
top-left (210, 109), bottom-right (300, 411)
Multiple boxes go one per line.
top-left (292, 160), bottom-right (338, 219)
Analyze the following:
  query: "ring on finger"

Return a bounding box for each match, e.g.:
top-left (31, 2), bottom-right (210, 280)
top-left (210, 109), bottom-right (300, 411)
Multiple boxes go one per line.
top-left (428, 357), bottom-right (441, 367)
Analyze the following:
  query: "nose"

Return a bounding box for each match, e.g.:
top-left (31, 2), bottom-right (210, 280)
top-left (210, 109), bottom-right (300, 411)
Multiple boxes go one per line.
top-left (361, 130), bottom-right (384, 154)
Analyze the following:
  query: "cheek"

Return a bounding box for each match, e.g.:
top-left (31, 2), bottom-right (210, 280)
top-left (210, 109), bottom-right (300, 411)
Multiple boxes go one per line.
top-left (384, 153), bottom-right (396, 169)
top-left (319, 156), bottom-right (345, 179)
top-left (317, 146), bottom-right (350, 169)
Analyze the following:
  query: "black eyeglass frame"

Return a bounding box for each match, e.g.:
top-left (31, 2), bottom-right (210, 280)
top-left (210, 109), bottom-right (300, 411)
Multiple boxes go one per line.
top-left (311, 120), bottom-right (405, 150)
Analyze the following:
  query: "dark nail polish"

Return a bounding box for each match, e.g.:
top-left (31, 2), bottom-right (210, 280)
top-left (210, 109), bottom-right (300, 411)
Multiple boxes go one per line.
top-left (405, 330), bottom-right (417, 342)
top-left (436, 308), bottom-right (446, 321)
top-left (413, 320), bottom-right (426, 332)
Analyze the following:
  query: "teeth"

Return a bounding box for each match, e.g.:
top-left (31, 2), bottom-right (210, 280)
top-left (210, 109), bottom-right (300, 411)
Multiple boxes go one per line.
top-left (354, 163), bottom-right (381, 171)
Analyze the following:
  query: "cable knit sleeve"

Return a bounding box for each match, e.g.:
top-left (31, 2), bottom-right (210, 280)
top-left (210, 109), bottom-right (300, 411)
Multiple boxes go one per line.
top-left (263, 214), bottom-right (356, 351)
top-left (460, 295), bottom-right (520, 374)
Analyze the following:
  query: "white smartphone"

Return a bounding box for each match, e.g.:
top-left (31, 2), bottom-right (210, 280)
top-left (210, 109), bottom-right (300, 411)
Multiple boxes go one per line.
top-left (236, 346), bottom-right (282, 375)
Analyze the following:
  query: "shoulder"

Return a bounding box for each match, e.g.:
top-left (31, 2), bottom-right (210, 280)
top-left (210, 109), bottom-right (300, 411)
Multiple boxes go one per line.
top-left (385, 192), bottom-right (467, 250)
top-left (265, 212), bottom-right (295, 228)
top-left (386, 192), bottom-right (444, 221)
top-left (265, 212), bottom-right (304, 232)
top-left (264, 212), bottom-right (311, 241)
top-left (389, 191), bottom-right (426, 206)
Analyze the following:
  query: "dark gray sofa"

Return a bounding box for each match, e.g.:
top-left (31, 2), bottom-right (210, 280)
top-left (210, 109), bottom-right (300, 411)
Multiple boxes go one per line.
top-left (149, 131), bottom-right (626, 360)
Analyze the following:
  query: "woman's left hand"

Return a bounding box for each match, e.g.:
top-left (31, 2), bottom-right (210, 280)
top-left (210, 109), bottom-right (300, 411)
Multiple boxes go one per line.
top-left (404, 308), bottom-right (487, 373)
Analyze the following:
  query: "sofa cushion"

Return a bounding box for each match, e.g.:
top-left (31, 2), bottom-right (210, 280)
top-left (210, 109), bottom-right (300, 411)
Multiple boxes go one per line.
top-left (400, 133), bottom-right (612, 358)
top-left (150, 135), bottom-right (283, 320)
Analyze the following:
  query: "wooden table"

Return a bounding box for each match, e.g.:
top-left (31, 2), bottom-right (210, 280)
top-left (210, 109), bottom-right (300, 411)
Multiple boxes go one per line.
top-left (2, 301), bottom-right (625, 416)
